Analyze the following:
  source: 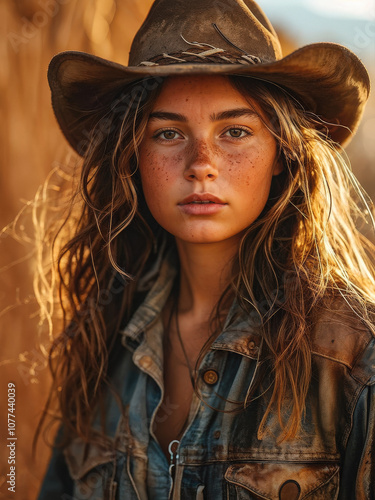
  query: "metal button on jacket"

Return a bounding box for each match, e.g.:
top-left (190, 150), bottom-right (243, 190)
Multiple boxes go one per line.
top-left (139, 355), bottom-right (153, 370)
top-left (203, 369), bottom-right (219, 385)
top-left (279, 480), bottom-right (301, 500)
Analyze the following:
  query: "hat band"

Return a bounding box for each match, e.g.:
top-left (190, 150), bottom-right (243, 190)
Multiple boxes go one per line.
top-left (137, 45), bottom-right (262, 67)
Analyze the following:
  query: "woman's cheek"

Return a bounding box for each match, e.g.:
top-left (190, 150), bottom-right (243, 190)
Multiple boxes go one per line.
top-left (140, 150), bottom-right (163, 186)
top-left (223, 151), bottom-right (257, 187)
top-left (139, 150), bottom-right (176, 218)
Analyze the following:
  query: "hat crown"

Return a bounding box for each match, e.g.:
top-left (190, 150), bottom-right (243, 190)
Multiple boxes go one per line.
top-left (129, 0), bottom-right (282, 65)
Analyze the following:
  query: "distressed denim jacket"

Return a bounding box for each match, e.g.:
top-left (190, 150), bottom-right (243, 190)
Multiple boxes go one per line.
top-left (38, 253), bottom-right (375, 500)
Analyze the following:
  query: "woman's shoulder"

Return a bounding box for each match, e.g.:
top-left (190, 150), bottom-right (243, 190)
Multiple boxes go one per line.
top-left (310, 295), bottom-right (375, 385)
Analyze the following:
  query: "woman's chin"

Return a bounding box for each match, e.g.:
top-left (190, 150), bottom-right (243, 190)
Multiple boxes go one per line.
top-left (173, 230), bottom-right (243, 247)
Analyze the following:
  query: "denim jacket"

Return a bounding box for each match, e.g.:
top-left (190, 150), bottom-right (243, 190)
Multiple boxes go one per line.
top-left (38, 254), bottom-right (375, 500)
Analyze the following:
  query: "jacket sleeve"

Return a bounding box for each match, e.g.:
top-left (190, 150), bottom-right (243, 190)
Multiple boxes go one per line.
top-left (37, 426), bottom-right (73, 500)
top-left (339, 384), bottom-right (375, 500)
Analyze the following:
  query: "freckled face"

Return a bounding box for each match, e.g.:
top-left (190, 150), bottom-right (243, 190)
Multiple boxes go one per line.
top-left (138, 75), bottom-right (282, 245)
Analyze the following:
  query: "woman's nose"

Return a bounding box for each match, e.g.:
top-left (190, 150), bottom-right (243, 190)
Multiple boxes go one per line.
top-left (184, 139), bottom-right (218, 182)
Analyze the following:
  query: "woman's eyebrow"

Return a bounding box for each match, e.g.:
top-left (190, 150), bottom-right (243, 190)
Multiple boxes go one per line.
top-left (211, 108), bottom-right (258, 121)
top-left (149, 111), bottom-right (187, 122)
top-left (148, 108), bottom-right (258, 122)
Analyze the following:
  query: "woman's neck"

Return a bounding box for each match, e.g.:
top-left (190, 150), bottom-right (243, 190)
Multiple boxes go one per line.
top-left (175, 238), bottom-right (239, 322)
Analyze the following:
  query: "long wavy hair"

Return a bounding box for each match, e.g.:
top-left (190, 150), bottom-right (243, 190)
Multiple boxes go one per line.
top-left (36, 74), bottom-right (375, 447)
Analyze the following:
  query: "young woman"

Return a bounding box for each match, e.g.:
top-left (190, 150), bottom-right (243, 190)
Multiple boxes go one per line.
top-left (37, 0), bottom-right (375, 498)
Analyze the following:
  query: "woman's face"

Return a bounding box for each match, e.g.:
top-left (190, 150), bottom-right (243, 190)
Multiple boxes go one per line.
top-left (138, 75), bottom-right (282, 246)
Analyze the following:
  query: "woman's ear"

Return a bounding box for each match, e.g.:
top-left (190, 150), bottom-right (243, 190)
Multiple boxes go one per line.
top-left (272, 158), bottom-right (284, 176)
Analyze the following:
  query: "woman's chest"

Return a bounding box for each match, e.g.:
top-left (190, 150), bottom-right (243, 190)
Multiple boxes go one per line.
top-left (152, 351), bottom-right (194, 460)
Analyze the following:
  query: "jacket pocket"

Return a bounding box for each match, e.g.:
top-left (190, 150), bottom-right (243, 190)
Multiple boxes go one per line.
top-left (224, 462), bottom-right (339, 500)
top-left (64, 438), bottom-right (118, 500)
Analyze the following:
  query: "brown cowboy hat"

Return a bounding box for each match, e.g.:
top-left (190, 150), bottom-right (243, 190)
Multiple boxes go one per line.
top-left (48, 0), bottom-right (370, 154)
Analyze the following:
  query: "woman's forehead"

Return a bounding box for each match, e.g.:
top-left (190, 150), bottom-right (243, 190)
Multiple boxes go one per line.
top-left (150, 75), bottom-right (267, 121)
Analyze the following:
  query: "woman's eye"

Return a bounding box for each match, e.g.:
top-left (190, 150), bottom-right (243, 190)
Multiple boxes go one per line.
top-left (225, 128), bottom-right (250, 139)
top-left (154, 129), bottom-right (182, 141)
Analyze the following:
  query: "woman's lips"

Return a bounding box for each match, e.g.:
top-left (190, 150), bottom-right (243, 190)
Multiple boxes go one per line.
top-left (178, 193), bottom-right (227, 215)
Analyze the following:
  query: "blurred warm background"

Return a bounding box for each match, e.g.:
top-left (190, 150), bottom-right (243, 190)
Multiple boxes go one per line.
top-left (0, 1), bottom-right (374, 499)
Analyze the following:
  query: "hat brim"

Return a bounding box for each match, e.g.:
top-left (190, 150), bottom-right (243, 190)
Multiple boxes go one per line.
top-left (48, 42), bottom-right (370, 154)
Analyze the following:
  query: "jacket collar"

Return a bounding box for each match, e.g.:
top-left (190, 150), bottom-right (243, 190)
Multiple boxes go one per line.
top-left (120, 246), bottom-right (177, 343)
